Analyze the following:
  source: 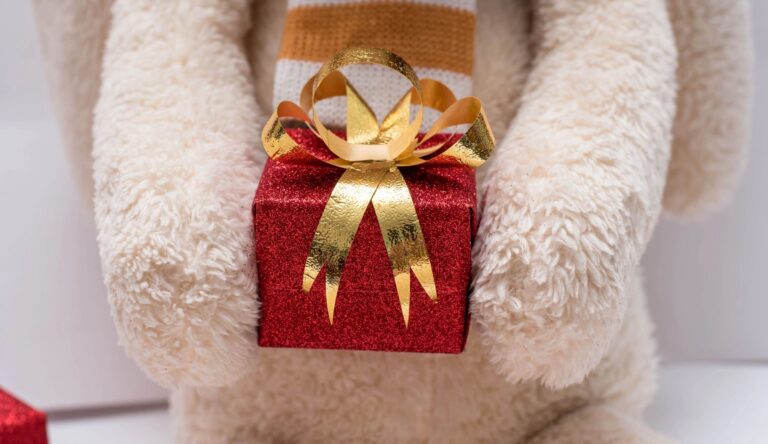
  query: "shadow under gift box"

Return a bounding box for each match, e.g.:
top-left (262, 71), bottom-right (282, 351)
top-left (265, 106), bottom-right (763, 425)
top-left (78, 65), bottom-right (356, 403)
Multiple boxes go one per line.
top-left (253, 129), bottom-right (477, 353)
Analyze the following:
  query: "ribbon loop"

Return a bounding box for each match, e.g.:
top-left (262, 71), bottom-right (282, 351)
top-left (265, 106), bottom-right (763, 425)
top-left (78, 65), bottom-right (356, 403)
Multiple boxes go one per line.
top-left (262, 47), bottom-right (495, 325)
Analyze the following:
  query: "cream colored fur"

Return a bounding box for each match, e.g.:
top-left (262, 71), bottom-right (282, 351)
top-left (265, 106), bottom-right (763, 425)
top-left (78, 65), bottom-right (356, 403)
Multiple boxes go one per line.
top-left (664, 0), bottom-right (752, 218)
top-left (32, 0), bottom-right (751, 442)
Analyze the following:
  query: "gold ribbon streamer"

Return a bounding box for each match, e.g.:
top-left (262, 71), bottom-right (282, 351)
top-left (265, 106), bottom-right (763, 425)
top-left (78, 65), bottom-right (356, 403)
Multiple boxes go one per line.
top-left (262, 47), bottom-right (495, 326)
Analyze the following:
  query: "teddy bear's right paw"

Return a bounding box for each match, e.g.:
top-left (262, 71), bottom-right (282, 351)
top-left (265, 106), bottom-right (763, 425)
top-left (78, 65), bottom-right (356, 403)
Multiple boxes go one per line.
top-left (98, 181), bottom-right (261, 389)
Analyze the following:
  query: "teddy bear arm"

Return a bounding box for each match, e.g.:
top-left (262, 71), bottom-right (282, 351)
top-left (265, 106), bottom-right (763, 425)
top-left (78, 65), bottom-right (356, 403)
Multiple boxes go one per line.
top-left (663, 0), bottom-right (752, 218)
top-left (472, 0), bottom-right (677, 389)
top-left (92, 0), bottom-right (266, 389)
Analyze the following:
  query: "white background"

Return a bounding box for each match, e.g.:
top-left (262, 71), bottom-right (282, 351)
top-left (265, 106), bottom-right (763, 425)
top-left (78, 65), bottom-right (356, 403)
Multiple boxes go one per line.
top-left (0, 3), bottom-right (167, 410)
top-left (0, 1), bottom-right (765, 412)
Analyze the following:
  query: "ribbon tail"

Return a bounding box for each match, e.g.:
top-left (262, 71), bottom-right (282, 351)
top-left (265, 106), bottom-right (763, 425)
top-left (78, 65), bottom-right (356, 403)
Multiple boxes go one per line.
top-left (371, 169), bottom-right (437, 327)
top-left (303, 168), bottom-right (387, 324)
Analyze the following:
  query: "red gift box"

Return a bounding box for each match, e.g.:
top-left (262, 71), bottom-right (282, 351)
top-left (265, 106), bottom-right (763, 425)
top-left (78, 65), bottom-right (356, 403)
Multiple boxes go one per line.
top-left (253, 129), bottom-right (476, 353)
top-left (0, 388), bottom-right (48, 444)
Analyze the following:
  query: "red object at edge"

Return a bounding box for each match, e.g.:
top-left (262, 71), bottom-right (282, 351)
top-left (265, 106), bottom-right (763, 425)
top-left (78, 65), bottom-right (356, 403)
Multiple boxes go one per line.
top-left (0, 388), bottom-right (48, 444)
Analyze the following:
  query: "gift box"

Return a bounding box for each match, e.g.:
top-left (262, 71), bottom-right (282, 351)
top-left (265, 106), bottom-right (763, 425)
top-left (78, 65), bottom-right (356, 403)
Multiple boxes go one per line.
top-left (253, 47), bottom-right (494, 353)
top-left (0, 388), bottom-right (48, 444)
top-left (254, 130), bottom-right (477, 353)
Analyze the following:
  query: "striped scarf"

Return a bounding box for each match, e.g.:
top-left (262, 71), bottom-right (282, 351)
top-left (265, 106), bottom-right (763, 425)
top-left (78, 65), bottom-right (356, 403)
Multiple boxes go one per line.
top-left (273, 0), bottom-right (476, 127)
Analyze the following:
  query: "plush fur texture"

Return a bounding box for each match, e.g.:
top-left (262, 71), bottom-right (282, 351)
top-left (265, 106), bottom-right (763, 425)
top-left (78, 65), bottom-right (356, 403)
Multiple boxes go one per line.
top-left (663, 0), bottom-right (753, 218)
top-left (91, 0), bottom-right (266, 389)
top-left (33, 0), bottom-right (111, 205)
top-left (32, 0), bottom-right (751, 442)
top-left (472, 0), bottom-right (678, 390)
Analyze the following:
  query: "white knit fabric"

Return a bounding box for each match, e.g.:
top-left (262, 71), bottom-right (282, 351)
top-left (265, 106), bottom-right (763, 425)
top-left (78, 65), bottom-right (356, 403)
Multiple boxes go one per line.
top-left (274, 0), bottom-right (476, 129)
top-left (287, 0), bottom-right (476, 12)
top-left (273, 60), bottom-right (473, 129)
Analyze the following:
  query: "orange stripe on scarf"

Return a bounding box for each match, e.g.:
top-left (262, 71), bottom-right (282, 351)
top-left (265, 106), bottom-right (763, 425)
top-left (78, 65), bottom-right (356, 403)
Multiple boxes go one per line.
top-left (279, 2), bottom-right (475, 75)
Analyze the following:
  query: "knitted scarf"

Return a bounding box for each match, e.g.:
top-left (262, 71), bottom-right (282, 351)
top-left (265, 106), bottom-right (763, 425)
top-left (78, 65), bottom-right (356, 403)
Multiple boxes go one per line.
top-left (273, 0), bottom-right (477, 127)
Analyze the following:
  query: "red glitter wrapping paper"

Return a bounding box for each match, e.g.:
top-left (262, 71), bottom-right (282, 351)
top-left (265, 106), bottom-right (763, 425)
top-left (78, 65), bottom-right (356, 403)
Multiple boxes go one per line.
top-left (0, 388), bottom-right (48, 444)
top-left (253, 129), bottom-right (476, 353)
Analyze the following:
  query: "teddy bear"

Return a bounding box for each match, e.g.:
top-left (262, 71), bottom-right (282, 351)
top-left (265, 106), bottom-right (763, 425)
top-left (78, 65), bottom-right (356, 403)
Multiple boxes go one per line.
top-left (32, 0), bottom-right (751, 442)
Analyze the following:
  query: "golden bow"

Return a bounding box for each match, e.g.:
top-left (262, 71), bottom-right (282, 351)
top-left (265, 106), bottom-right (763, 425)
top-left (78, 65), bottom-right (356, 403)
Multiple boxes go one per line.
top-left (262, 48), bottom-right (495, 326)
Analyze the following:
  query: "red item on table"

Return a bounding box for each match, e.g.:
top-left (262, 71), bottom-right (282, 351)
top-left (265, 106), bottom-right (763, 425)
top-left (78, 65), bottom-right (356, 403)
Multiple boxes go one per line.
top-left (253, 129), bottom-right (476, 353)
top-left (0, 388), bottom-right (48, 444)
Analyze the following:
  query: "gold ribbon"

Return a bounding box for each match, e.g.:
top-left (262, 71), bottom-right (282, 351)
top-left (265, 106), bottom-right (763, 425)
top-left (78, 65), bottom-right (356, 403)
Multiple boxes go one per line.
top-left (262, 48), bottom-right (495, 326)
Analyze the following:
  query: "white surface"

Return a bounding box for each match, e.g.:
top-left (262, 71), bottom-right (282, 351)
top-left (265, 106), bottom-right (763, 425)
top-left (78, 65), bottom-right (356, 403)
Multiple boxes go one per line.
top-left (647, 363), bottom-right (768, 444)
top-left (45, 364), bottom-right (768, 444)
top-left (0, 2), bottom-right (167, 410)
top-left (643, 2), bottom-right (768, 361)
top-left (49, 406), bottom-right (171, 444)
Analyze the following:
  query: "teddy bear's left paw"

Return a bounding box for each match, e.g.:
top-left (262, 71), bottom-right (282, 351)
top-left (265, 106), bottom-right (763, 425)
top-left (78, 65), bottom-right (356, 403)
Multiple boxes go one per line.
top-left (468, 0), bottom-right (677, 390)
top-left (471, 182), bottom-right (632, 389)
